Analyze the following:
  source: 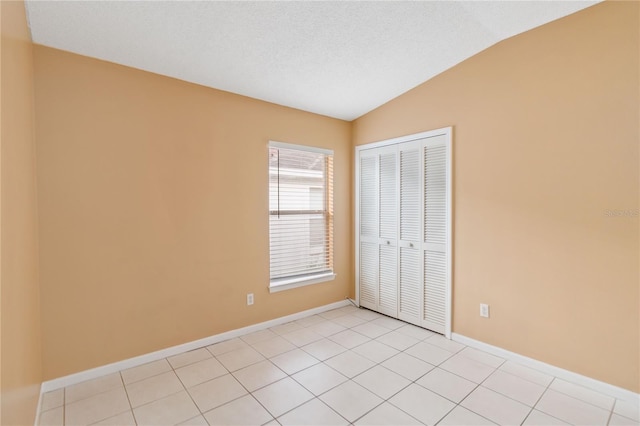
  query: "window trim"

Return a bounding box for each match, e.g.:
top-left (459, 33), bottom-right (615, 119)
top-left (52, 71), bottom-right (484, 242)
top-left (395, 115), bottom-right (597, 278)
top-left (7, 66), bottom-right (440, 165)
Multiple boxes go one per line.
top-left (269, 272), bottom-right (337, 293)
top-left (269, 141), bottom-right (333, 156)
top-left (268, 141), bottom-right (335, 292)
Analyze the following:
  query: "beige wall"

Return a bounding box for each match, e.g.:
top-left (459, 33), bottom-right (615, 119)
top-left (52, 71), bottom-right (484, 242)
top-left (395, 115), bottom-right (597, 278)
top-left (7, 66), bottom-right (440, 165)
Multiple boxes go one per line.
top-left (33, 46), bottom-right (352, 380)
top-left (1, 1), bottom-right (43, 424)
top-left (353, 1), bottom-right (639, 392)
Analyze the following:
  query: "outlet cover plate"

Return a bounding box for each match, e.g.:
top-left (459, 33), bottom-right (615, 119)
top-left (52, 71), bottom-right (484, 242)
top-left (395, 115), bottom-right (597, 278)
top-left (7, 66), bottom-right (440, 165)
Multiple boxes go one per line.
top-left (480, 303), bottom-right (489, 318)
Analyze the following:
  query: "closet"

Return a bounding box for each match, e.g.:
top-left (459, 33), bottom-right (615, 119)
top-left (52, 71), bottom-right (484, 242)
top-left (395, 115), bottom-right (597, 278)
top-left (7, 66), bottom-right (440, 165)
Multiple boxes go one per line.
top-left (355, 128), bottom-right (451, 336)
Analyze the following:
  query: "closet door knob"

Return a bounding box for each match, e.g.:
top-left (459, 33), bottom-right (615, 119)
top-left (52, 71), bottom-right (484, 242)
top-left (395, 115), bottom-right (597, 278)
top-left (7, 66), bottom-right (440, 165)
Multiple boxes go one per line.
top-left (409, 243), bottom-right (414, 248)
top-left (386, 240), bottom-right (390, 245)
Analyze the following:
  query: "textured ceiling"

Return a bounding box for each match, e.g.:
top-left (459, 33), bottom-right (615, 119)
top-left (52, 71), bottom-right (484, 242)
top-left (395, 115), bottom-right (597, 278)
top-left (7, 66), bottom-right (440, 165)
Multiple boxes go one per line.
top-left (25, 1), bottom-right (599, 121)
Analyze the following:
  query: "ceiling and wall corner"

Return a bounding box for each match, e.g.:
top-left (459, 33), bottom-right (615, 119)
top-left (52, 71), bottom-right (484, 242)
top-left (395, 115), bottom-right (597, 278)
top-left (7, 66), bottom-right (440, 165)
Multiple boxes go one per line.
top-left (24, 1), bottom-right (600, 121)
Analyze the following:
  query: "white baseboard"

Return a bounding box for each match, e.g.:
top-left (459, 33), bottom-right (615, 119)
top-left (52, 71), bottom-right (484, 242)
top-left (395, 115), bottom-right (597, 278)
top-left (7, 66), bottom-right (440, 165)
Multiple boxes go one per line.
top-left (451, 333), bottom-right (639, 403)
top-left (40, 299), bottom-right (350, 394)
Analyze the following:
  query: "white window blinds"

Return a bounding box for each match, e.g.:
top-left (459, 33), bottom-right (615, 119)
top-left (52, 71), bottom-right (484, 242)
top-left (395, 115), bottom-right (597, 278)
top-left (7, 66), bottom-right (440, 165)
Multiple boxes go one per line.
top-left (269, 142), bottom-right (334, 285)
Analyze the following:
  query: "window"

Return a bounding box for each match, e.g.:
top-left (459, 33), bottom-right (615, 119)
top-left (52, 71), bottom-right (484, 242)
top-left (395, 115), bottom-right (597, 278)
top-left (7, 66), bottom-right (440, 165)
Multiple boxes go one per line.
top-left (269, 141), bottom-right (335, 292)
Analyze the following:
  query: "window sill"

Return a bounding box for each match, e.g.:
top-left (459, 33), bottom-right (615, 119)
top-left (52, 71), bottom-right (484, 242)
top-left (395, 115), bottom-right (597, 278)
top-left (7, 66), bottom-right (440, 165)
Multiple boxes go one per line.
top-left (269, 272), bottom-right (336, 293)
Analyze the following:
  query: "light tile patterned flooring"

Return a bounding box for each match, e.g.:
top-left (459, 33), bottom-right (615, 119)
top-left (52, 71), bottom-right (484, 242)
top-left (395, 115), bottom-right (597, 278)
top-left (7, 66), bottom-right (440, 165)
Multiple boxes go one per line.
top-left (39, 305), bottom-right (639, 426)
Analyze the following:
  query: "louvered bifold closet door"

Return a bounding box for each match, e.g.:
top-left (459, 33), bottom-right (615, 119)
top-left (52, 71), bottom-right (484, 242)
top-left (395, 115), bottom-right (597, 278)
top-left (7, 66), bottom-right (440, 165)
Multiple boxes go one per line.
top-left (378, 149), bottom-right (398, 317)
top-left (398, 142), bottom-right (423, 326)
top-left (359, 153), bottom-right (378, 310)
top-left (422, 135), bottom-right (448, 334)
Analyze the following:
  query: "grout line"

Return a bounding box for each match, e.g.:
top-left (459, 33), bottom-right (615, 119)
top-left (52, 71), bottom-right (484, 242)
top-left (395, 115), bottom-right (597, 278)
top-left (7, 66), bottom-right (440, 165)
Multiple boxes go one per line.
top-left (605, 404), bottom-right (616, 423)
top-left (432, 403), bottom-right (458, 426)
top-left (455, 357), bottom-right (539, 423)
top-left (312, 400), bottom-right (351, 425)
top-left (291, 365), bottom-right (347, 397)
top-left (608, 411), bottom-right (640, 424)
top-left (449, 370), bottom-right (484, 407)
top-left (117, 371), bottom-right (136, 425)
top-left (118, 372), bottom-right (137, 412)
top-left (523, 377), bottom-right (570, 426)
top-left (546, 380), bottom-right (618, 413)
top-left (77, 372), bottom-right (137, 426)
top-left (167, 353), bottom-right (210, 423)
top-left (541, 383), bottom-right (619, 417)
top-left (516, 371), bottom-right (552, 425)
top-left (61, 380), bottom-right (125, 407)
top-left (120, 359), bottom-right (174, 386)
top-left (234, 359), bottom-right (288, 393)
top-left (217, 371), bottom-right (276, 424)
top-left (497, 361), bottom-right (555, 388)
top-left (468, 368), bottom-right (541, 409)
top-left (610, 399), bottom-right (640, 423)
top-left (272, 377), bottom-right (351, 425)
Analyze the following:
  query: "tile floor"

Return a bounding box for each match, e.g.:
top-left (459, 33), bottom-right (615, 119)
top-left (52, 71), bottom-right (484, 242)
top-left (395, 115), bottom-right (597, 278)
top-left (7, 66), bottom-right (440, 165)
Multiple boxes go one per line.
top-left (38, 305), bottom-right (639, 426)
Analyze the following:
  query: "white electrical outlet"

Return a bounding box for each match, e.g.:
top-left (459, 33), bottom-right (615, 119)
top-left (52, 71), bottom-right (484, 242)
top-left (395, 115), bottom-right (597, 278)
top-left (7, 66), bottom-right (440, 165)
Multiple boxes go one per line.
top-left (247, 293), bottom-right (254, 306)
top-left (480, 303), bottom-right (490, 318)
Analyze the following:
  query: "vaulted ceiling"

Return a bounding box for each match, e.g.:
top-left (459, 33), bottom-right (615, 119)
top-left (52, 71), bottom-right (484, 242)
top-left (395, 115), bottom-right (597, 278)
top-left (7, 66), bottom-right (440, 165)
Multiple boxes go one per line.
top-left (26, 1), bottom-right (599, 120)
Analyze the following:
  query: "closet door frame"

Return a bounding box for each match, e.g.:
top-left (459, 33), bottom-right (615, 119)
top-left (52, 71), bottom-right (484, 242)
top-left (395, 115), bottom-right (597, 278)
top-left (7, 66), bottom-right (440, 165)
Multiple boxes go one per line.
top-left (355, 126), bottom-right (452, 338)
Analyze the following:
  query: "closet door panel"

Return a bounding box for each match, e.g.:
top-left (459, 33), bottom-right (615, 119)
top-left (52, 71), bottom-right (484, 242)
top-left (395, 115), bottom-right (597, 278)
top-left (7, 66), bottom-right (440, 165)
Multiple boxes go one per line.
top-left (359, 155), bottom-right (378, 241)
top-left (359, 242), bottom-right (378, 309)
top-left (399, 147), bottom-right (421, 242)
top-left (377, 148), bottom-right (398, 316)
top-left (422, 137), bottom-right (448, 333)
top-left (424, 143), bottom-right (447, 250)
top-left (379, 244), bottom-right (398, 316)
top-left (379, 151), bottom-right (397, 241)
top-left (424, 250), bottom-right (446, 332)
top-left (398, 142), bottom-right (422, 326)
top-left (358, 153), bottom-right (379, 310)
top-left (398, 247), bottom-right (421, 325)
